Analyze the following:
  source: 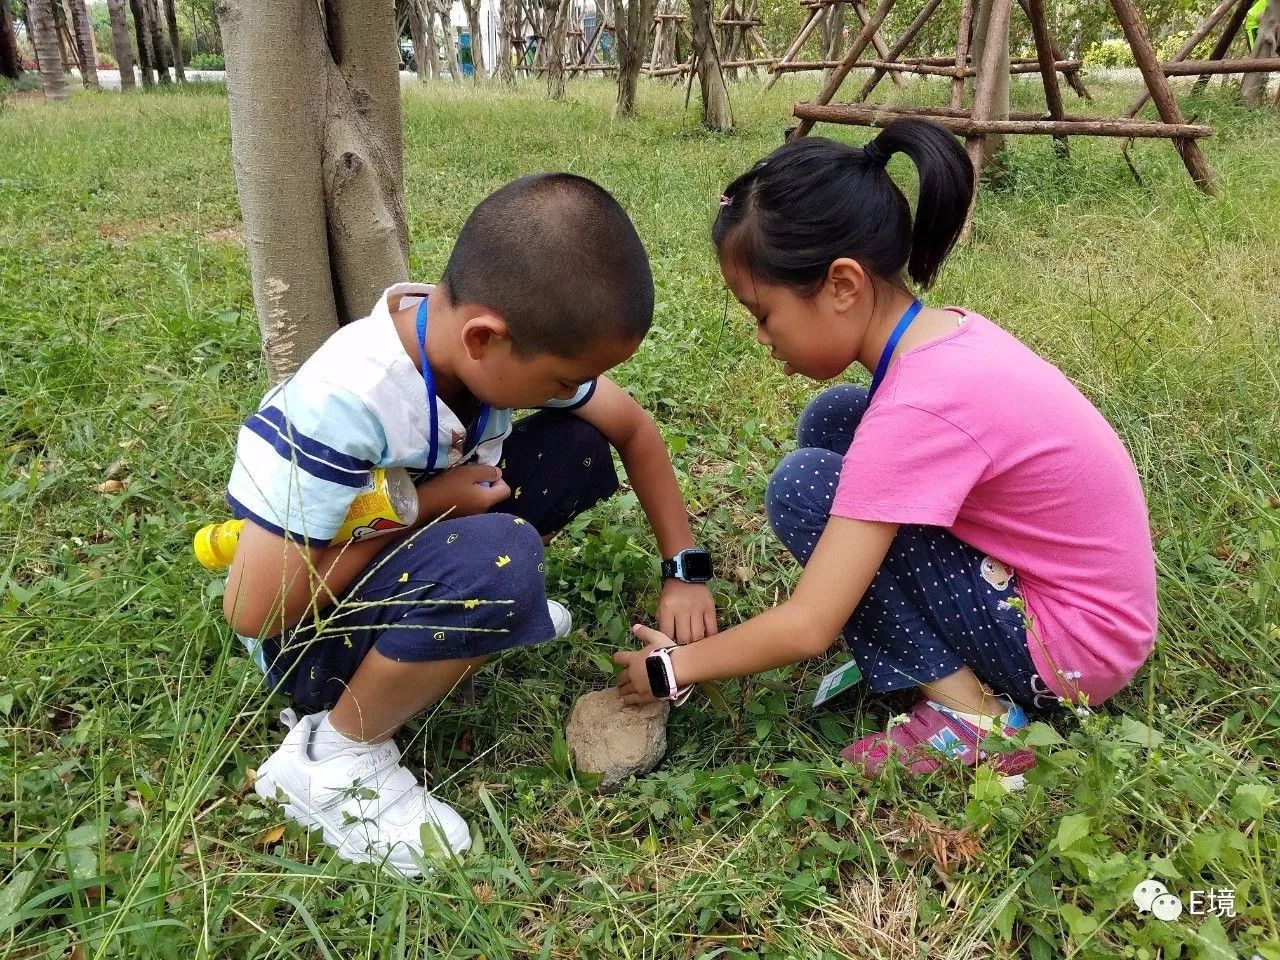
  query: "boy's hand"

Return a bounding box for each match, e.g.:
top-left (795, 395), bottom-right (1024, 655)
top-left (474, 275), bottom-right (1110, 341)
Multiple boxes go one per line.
top-left (416, 464), bottom-right (511, 522)
top-left (657, 580), bottom-right (718, 644)
top-left (612, 627), bottom-right (675, 706)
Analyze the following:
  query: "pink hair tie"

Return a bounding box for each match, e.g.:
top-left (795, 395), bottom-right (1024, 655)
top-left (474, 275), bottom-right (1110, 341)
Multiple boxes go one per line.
top-left (719, 195), bottom-right (733, 207)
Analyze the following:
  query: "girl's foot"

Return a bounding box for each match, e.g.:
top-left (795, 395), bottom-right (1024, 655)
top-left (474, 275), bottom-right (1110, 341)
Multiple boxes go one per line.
top-left (841, 700), bottom-right (1036, 786)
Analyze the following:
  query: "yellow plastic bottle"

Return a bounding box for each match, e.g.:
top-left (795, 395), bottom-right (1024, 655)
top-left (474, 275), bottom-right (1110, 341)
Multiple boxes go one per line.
top-left (193, 467), bottom-right (419, 571)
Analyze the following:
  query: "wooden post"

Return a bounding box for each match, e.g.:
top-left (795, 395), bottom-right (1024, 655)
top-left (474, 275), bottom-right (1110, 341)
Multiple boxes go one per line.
top-left (789, 0), bottom-right (897, 134)
top-left (1022, 0), bottom-right (1067, 154)
top-left (1013, 0), bottom-right (1089, 99)
top-left (1126, 0), bottom-right (1238, 115)
top-left (1194, 0), bottom-right (1251, 91)
top-left (852, 0), bottom-right (944, 101)
top-left (949, 0), bottom-right (973, 107)
top-left (763, 1), bottom-right (826, 90)
top-left (1110, 0), bottom-right (1216, 193)
top-left (851, 0), bottom-right (905, 85)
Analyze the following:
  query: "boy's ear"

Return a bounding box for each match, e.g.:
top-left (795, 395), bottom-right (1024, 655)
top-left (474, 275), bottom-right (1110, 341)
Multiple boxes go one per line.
top-left (460, 315), bottom-right (511, 361)
top-left (825, 258), bottom-right (869, 312)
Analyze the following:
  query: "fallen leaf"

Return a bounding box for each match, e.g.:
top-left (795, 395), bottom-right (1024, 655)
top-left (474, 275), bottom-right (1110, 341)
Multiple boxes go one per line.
top-left (68, 944), bottom-right (86, 960)
top-left (94, 479), bottom-right (126, 494)
top-left (734, 565), bottom-right (753, 584)
top-left (1269, 496), bottom-right (1280, 510)
top-left (257, 824), bottom-right (286, 849)
top-left (104, 459), bottom-right (129, 481)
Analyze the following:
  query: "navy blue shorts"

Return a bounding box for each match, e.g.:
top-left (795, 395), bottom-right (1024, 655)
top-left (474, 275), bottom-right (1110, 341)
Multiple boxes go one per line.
top-left (256, 410), bottom-right (619, 713)
top-left (767, 385), bottom-right (1051, 712)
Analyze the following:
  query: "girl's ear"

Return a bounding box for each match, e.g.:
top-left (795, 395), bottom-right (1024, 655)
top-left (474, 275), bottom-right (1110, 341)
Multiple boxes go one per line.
top-left (460, 315), bottom-right (510, 361)
top-left (825, 258), bottom-right (870, 313)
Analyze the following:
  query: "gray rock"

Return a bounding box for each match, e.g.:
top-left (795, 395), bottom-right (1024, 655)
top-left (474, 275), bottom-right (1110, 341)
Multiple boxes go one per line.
top-left (565, 687), bottom-right (669, 789)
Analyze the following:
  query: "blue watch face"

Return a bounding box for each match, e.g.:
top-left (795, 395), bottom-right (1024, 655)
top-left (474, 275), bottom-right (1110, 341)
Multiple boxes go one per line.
top-left (679, 551), bottom-right (713, 582)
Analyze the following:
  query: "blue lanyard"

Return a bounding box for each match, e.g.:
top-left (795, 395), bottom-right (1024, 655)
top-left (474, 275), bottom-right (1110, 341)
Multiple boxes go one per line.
top-left (415, 296), bottom-right (489, 466)
top-left (868, 298), bottom-right (923, 400)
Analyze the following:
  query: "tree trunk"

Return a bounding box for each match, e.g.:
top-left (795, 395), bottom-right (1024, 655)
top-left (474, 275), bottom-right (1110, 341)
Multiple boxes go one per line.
top-left (498, 0), bottom-right (517, 83)
top-left (1241, 0), bottom-right (1279, 105)
top-left (969, 0), bottom-right (1010, 168)
top-left (544, 0), bottom-right (568, 98)
top-left (129, 0), bottom-right (156, 87)
top-left (106, 0), bottom-right (137, 89)
top-left (463, 0), bottom-right (486, 76)
top-left (434, 0), bottom-right (461, 80)
top-left (614, 0), bottom-right (651, 115)
top-left (821, 2), bottom-right (845, 85)
top-left (0, 0), bottom-right (22, 80)
top-left (30, 0), bottom-right (68, 98)
top-left (145, 0), bottom-right (169, 81)
top-left (163, 0), bottom-right (185, 80)
top-left (215, 0), bottom-right (409, 383)
top-left (689, 0), bottom-right (732, 130)
top-left (65, 0), bottom-right (99, 88)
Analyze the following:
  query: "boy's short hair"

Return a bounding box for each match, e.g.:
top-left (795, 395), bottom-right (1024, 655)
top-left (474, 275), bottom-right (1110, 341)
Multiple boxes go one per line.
top-left (440, 174), bottom-right (654, 358)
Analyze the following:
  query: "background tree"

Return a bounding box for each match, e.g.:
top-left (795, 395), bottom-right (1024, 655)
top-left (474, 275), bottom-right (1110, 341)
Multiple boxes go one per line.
top-left (67, 0), bottom-right (99, 88)
top-left (969, 0), bottom-right (1010, 169)
top-left (1241, 0), bottom-right (1278, 105)
top-left (145, 0), bottom-right (169, 81)
top-left (428, 0), bottom-right (462, 80)
top-left (498, 0), bottom-right (518, 84)
top-left (689, 0), bottom-right (731, 130)
top-left (105, 0), bottom-right (136, 88)
top-left (460, 0), bottom-right (486, 75)
top-left (163, 0), bottom-right (185, 79)
top-left (1, 0), bottom-right (22, 79)
top-left (215, 0), bottom-right (408, 382)
top-left (614, 0), bottom-right (652, 116)
top-left (128, 0), bottom-right (156, 87)
top-left (402, 0), bottom-right (440, 80)
top-left (29, 0), bottom-right (68, 99)
top-left (543, 0), bottom-right (568, 99)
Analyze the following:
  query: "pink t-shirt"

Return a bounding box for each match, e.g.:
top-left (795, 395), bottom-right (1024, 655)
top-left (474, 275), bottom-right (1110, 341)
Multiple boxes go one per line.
top-left (830, 310), bottom-right (1157, 705)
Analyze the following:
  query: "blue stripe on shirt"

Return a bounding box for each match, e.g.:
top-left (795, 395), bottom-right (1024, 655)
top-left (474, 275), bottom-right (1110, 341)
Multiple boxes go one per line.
top-left (226, 491), bottom-right (335, 547)
top-left (254, 405), bottom-right (375, 473)
top-left (246, 410), bottom-right (372, 488)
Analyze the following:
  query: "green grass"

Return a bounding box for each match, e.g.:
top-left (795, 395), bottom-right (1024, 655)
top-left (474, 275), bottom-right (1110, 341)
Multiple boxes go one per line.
top-left (1, 74), bottom-right (1278, 959)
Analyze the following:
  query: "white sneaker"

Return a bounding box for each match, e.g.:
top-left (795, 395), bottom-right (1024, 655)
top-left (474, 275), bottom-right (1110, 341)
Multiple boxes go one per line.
top-left (547, 599), bottom-right (573, 638)
top-left (254, 711), bottom-right (471, 876)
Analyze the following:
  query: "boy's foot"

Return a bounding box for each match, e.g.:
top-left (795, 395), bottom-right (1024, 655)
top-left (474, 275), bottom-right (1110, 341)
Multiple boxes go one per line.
top-left (841, 700), bottom-right (1036, 787)
top-left (254, 712), bottom-right (471, 876)
top-left (547, 599), bottom-right (573, 638)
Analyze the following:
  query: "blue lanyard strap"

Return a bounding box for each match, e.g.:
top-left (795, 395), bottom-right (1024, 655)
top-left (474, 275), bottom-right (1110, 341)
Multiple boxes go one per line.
top-left (415, 295), bottom-right (490, 466)
top-left (868, 298), bottom-right (923, 399)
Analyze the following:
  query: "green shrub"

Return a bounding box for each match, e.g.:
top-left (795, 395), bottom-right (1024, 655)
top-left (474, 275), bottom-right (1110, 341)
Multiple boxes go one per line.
top-left (189, 52), bottom-right (225, 70)
top-left (1083, 38), bottom-right (1135, 68)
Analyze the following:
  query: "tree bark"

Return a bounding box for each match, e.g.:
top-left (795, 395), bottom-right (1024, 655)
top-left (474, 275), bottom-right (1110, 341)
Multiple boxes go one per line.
top-left (614, 0), bottom-right (650, 114)
top-left (30, 0), bottom-right (69, 99)
top-left (498, 0), bottom-right (517, 83)
top-left (462, 0), bottom-right (486, 76)
top-left (106, 0), bottom-right (136, 88)
top-left (145, 0), bottom-right (169, 81)
top-left (0, 0), bottom-right (22, 80)
top-left (969, 0), bottom-right (1010, 169)
top-left (1241, 0), bottom-right (1279, 105)
top-left (433, 0), bottom-right (461, 80)
top-left (163, 0), bottom-right (185, 80)
top-left (128, 0), bottom-right (155, 87)
top-left (544, 0), bottom-right (568, 98)
top-left (689, 0), bottom-right (731, 129)
top-left (216, 0), bottom-right (409, 383)
top-left (820, 2), bottom-right (845, 85)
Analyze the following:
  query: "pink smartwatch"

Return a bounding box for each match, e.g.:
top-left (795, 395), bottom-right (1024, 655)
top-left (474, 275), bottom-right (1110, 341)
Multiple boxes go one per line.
top-left (644, 645), bottom-right (693, 705)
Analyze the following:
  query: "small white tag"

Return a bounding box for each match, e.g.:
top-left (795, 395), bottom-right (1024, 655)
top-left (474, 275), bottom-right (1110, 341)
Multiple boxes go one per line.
top-left (813, 659), bottom-right (863, 708)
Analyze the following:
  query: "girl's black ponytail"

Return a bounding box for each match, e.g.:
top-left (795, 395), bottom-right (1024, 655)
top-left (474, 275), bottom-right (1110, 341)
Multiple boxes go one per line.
top-left (867, 118), bottom-right (973, 288)
top-left (713, 118), bottom-right (973, 292)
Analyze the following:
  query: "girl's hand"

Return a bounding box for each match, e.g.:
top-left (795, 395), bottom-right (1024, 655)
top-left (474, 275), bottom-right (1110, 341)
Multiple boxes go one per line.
top-left (416, 465), bottom-right (511, 522)
top-left (612, 625), bottom-right (677, 706)
top-left (657, 580), bottom-right (718, 644)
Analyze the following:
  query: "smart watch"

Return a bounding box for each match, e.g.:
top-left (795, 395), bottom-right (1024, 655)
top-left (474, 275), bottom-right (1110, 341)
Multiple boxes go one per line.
top-left (644, 645), bottom-right (693, 705)
top-left (661, 548), bottom-right (714, 584)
